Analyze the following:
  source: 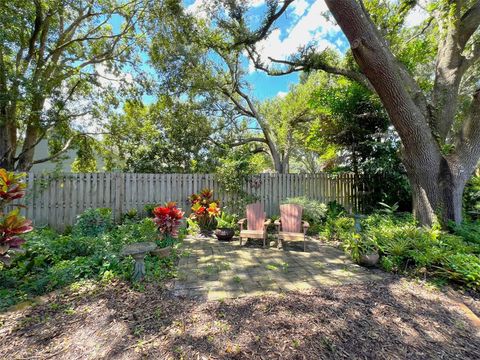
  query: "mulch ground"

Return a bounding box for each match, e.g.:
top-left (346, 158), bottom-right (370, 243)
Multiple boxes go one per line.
top-left (0, 277), bottom-right (479, 360)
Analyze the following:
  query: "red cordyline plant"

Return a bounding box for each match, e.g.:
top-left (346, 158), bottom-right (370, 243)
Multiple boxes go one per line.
top-left (153, 202), bottom-right (184, 237)
top-left (0, 168), bottom-right (32, 265)
top-left (188, 189), bottom-right (220, 231)
top-left (0, 169), bottom-right (26, 206)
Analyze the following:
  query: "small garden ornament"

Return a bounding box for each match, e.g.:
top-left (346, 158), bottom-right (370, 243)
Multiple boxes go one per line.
top-left (121, 242), bottom-right (158, 281)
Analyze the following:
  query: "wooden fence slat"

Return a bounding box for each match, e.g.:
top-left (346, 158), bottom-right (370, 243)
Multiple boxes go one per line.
top-left (19, 172), bottom-right (358, 230)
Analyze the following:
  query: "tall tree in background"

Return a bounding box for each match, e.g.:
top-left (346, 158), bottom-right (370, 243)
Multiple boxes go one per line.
top-left (219, 0), bottom-right (480, 226)
top-left (308, 76), bottom-right (410, 211)
top-left (0, 0), bottom-right (146, 171)
top-left (258, 71), bottom-right (323, 173)
top-left (147, 2), bottom-right (294, 172)
top-left (102, 98), bottom-right (219, 173)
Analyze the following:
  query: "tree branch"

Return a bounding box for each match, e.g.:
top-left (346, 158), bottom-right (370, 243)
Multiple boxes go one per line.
top-left (459, 2), bottom-right (480, 48)
top-left (233, 0), bottom-right (295, 47)
top-left (454, 88), bottom-right (480, 178)
top-left (246, 45), bottom-right (376, 92)
top-left (25, 0), bottom-right (43, 63)
top-left (31, 134), bottom-right (87, 165)
top-left (230, 137), bottom-right (267, 146)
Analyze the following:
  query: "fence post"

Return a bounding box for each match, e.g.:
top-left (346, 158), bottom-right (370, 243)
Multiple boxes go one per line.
top-left (114, 171), bottom-right (125, 222)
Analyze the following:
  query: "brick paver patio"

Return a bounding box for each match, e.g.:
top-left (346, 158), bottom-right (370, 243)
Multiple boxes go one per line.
top-left (173, 236), bottom-right (385, 301)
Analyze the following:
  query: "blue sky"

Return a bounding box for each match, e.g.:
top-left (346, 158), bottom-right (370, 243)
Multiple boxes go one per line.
top-left (109, 0), bottom-right (426, 103)
top-left (110, 1), bottom-right (348, 102)
top-left (184, 0), bottom-right (349, 100)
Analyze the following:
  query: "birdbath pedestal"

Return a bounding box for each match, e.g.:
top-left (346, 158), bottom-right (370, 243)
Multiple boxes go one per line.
top-left (121, 242), bottom-right (158, 281)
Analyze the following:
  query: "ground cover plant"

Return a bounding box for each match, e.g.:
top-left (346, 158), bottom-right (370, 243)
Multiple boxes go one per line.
top-left (333, 212), bottom-right (480, 291)
top-left (0, 208), bottom-right (183, 311)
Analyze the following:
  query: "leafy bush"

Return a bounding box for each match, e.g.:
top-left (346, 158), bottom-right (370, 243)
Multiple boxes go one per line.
top-left (322, 216), bottom-right (354, 241)
top-left (442, 254), bottom-right (480, 290)
top-left (216, 211), bottom-right (238, 229)
top-left (144, 203), bottom-right (157, 217)
top-left (321, 201), bottom-right (353, 241)
top-left (122, 208), bottom-right (138, 222)
top-left (449, 221), bottom-right (480, 245)
top-left (0, 212), bottom-right (179, 311)
top-left (342, 233), bottom-right (379, 263)
top-left (464, 174), bottom-right (480, 220)
top-left (334, 212), bottom-right (480, 290)
top-left (284, 197), bottom-right (327, 234)
top-left (326, 201), bottom-right (346, 218)
top-left (72, 208), bottom-right (113, 237)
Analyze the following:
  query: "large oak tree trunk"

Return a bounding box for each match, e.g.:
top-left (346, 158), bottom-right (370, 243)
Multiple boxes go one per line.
top-left (407, 161), bottom-right (466, 226)
top-left (324, 0), bottom-right (480, 226)
top-left (0, 116), bottom-right (18, 171)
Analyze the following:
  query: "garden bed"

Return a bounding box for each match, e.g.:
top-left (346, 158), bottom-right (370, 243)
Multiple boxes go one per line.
top-left (1, 278), bottom-right (479, 359)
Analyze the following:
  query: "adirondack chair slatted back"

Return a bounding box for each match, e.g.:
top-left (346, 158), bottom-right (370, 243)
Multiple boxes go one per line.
top-left (280, 204), bottom-right (303, 233)
top-left (246, 202), bottom-right (265, 231)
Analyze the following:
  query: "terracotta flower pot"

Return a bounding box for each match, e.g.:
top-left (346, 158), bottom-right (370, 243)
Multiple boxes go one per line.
top-left (214, 228), bottom-right (235, 241)
top-left (359, 252), bottom-right (379, 267)
top-left (151, 246), bottom-right (172, 258)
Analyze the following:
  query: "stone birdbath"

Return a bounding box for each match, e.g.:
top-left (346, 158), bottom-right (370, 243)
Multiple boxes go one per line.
top-left (121, 242), bottom-right (158, 281)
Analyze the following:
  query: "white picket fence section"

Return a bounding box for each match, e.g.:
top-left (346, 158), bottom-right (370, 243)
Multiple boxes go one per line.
top-left (15, 172), bottom-right (358, 231)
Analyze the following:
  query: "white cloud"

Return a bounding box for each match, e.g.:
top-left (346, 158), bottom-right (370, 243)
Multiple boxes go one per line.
top-left (404, 5), bottom-right (428, 28)
top-left (185, 0), bottom-right (208, 18)
top-left (186, 0), bottom-right (265, 18)
top-left (277, 91), bottom-right (288, 98)
top-left (291, 0), bottom-right (309, 17)
top-left (250, 1), bottom-right (341, 72)
top-left (249, 0), bottom-right (266, 7)
top-left (95, 64), bottom-right (133, 90)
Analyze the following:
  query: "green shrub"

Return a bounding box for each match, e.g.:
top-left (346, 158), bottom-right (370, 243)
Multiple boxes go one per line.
top-left (329, 212), bottom-right (480, 290)
top-left (73, 208), bottom-right (113, 237)
top-left (322, 216), bottom-right (354, 241)
top-left (216, 211), bottom-right (238, 229)
top-left (442, 254), bottom-right (480, 290)
top-left (284, 197), bottom-right (327, 234)
top-left (144, 203), bottom-right (157, 217)
top-left (0, 212), bottom-right (178, 311)
top-left (464, 174), bottom-right (480, 220)
top-left (342, 233), bottom-right (379, 263)
top-left (326, 201), bottom-right (346, 218)
top-left (122, 208), bottom-right (138, 222)
top-left (450, 221), bottom-right (480, 245)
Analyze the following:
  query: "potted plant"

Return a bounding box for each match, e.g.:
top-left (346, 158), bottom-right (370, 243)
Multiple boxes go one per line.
top-left (151, 201), bottom-right (184, 257)
top-left (343, 233), bottom-right (379, 267)
top-left (188, 189), bottom-right (220, 236)
top-left (214, 212), bottom-right (237, 241)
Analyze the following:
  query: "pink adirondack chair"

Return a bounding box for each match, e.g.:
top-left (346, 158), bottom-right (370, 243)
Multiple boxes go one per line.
top-left (275, 204), bottom-right (309, 251)
top-left (238, 202), bottom-right (271, 247)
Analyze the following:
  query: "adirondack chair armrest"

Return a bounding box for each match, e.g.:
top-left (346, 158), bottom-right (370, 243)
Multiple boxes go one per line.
top-left (302, 221), bottom-right (309, 234)
top-left (238, 218), bottom-right (247, 231)
top-left (274, 219), bottom-right (281, 231)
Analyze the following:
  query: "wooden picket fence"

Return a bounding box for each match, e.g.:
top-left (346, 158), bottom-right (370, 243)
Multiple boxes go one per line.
top-left (14, 172), bottom-right (359, 231)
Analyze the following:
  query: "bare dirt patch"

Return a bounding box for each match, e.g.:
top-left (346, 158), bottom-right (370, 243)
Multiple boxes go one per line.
top-left (0, 278), bottom-right (479, 359)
